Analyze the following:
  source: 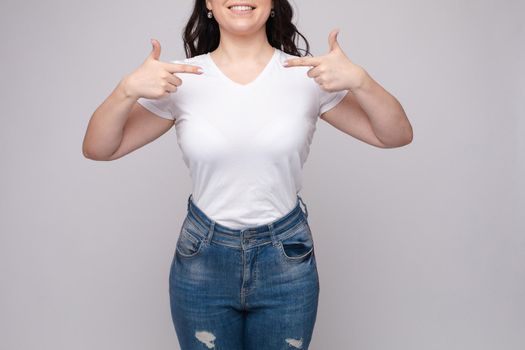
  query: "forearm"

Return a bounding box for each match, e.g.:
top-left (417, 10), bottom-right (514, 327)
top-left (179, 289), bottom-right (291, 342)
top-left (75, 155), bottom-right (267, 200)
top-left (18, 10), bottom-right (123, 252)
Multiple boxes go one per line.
top-left (349, 69), bottom-right (413, 147)
top-left (82, 76), bottom-right (137, 160)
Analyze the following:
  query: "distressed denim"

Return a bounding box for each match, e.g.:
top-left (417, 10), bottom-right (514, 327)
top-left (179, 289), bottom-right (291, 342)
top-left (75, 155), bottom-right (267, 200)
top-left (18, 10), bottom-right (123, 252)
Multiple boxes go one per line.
top-left (169, 194), bottom-right (320, 349)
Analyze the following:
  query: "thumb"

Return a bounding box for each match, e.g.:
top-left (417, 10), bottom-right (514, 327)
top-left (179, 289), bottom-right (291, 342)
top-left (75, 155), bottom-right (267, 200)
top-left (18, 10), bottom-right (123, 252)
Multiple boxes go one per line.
top-left (149, 38), bottom-right (161, 60)
top-left (328, 28), bottom-right (342, 53)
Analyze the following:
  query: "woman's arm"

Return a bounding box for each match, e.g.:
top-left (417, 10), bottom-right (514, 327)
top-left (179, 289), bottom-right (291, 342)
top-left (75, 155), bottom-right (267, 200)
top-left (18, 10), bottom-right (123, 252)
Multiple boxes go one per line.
top-left (284, 29), bottom-right (413, 148)
top-left (82, 39), bottom-right (202, 161)
top-left (321, 70), bottom-right (413, 148)
top-left (82, 77), bottom-right (173, 161)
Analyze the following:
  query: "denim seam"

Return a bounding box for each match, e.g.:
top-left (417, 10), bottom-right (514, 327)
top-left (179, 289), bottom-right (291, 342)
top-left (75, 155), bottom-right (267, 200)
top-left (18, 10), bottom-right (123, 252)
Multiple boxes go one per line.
top-left (275, 220), bottom-right (308, 242)
top-left (278, 241), bottom-right (314, 261)
top-left (254, 246), bottom-right (260, 288)
top-left (182, 228), bottom-right (200, 244)
top-left (176, 233), bottom-right (205, 259)
top-left (187, 219), bottom-right (305, 248)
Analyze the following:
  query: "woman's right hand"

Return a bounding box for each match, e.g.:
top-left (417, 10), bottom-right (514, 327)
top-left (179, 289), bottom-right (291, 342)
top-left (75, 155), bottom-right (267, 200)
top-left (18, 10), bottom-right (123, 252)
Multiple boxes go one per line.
top-left (122, 39), bottom-right (203, 100)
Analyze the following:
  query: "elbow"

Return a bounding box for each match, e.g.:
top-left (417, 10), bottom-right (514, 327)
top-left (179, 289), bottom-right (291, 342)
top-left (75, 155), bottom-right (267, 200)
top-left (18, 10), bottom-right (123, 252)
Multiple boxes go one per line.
top-left (390, 116), bottom-right (414, 148)
top-left (82, 122), bottom-right (116, 161)
top-left (82, 143), bottom-right (93, 159)
top-left (378, 132), bottom-right (413, 149)
top-left (404, 126), bottom-right (414, 146)
top-left (394, 133), bottom-right (413, 148)
top-left (82, 144), bottom-right (112, 161)
top-left (399, 130), bottom-right (413, 147)
top-left (390, 125), bottom-right (414, 148)
top-left (83, 149), bottom-right (104, 161)
top-left (406, 131), bottom-right (413, 145)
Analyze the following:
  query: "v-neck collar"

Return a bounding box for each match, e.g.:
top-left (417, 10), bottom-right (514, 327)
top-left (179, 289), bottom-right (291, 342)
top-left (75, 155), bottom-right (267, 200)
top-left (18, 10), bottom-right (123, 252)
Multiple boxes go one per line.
top-left (206, 48), bottom-right (279, 88)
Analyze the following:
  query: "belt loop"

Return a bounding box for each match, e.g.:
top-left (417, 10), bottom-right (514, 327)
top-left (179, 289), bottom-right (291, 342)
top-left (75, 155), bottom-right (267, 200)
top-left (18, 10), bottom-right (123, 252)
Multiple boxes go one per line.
top-left (206, 220), bottom-right (215, 244)
top-left (268, 222), bottom-right (278, 246)
top-left (297, 195), bottom-right (308, 219)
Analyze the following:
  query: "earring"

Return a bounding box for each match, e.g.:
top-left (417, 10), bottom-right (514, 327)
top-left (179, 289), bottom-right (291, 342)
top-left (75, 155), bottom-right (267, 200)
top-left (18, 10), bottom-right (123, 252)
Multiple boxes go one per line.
top-left (270, 9), bottom-right (275, 17)
top-left (207, 10), bottom-right (213, 18)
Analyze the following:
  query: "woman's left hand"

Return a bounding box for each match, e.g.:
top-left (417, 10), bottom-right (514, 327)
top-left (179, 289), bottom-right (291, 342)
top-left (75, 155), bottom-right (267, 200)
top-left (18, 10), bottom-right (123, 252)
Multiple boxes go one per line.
top-left (283, 28), bottom-right (367, 92)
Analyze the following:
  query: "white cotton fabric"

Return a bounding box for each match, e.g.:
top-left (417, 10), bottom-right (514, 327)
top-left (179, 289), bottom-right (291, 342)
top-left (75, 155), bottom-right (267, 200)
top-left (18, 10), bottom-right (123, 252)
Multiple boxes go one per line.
top-left (137, 48), bottom-right (348, 228)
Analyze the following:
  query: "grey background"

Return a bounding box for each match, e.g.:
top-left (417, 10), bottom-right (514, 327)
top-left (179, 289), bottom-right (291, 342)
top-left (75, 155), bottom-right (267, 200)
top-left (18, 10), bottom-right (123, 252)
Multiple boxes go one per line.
top-left (1, 0), bottom-right (523, 349)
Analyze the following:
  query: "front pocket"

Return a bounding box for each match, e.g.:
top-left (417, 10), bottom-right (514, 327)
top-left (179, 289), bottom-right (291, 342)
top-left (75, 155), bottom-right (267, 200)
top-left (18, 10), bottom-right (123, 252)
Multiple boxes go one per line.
top-left (278, 222), bottom-right (314, 262)
top-left (175, 220), bottom-right (205, 258)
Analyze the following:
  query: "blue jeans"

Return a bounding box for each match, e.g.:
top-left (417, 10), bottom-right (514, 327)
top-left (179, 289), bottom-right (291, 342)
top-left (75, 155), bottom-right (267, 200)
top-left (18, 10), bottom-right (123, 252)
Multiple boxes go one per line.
top-left (169, 194), bottom-right (320, 349)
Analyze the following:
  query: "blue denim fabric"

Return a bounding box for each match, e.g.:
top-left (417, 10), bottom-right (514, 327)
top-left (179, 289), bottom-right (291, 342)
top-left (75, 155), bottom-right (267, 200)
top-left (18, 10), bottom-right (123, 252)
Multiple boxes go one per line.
top-left (169, 194), bottom-right (320, 349)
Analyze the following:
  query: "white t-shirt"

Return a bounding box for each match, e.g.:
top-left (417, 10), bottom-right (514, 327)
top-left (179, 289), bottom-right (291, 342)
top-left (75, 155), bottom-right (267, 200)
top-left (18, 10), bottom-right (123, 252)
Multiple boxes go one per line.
top-left (137, 48), bottom-right (348, 228)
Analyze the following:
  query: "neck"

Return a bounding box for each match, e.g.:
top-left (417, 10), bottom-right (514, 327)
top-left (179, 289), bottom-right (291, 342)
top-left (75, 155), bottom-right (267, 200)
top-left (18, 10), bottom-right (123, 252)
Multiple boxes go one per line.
top-left (211, 29), bottom-right (274, 64)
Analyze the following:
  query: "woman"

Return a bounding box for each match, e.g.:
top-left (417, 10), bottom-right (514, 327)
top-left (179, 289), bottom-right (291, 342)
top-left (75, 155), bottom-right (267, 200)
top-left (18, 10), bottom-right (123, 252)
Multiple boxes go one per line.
top-left (83, 0), bottom-right (413, 348)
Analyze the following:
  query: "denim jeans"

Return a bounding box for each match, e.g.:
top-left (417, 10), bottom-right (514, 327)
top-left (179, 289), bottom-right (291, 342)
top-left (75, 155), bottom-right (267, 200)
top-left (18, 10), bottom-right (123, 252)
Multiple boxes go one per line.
top-left (169, 194), bottom-right (320, 349)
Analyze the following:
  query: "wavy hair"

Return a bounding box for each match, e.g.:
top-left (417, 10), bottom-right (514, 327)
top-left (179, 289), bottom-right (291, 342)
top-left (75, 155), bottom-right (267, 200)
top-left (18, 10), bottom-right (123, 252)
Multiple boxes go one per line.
top-left (182, 0), bottom-right (311, 58)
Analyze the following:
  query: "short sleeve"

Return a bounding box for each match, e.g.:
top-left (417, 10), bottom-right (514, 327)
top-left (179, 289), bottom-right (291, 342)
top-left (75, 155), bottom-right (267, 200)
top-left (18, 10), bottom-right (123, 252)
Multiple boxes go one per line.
top-left (319, 88), bottom-right (349, 115)
top-left (136, 94), bottom-right (176, 120)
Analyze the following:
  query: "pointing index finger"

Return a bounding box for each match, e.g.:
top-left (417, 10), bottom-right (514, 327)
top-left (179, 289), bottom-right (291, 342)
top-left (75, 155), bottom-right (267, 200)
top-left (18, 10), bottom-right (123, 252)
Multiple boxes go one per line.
top-left (166, 61), bottom-right (204, 74)
top-left (283, 56), bottom-right (322, 67)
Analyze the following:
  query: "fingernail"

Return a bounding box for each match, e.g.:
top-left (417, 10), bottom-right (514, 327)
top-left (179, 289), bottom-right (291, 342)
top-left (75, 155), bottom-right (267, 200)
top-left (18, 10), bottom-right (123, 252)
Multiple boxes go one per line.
top-left (197, 68), bottom-right (204, 73)
top-left (283, 60), bottom-right (289, 66)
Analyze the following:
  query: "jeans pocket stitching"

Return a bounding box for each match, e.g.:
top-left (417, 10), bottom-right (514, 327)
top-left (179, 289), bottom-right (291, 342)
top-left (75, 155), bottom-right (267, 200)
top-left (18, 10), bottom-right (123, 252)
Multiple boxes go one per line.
top-left (278, 220), bottom-right (309, 242)
top-left (176, 228), bottom-right (206, 259)
top-left (278, 223), bottom-right (314, 262)
top-left (278, 241), bottom-right (314, 261)
top-left (183, 229), bottom-right (200, 244)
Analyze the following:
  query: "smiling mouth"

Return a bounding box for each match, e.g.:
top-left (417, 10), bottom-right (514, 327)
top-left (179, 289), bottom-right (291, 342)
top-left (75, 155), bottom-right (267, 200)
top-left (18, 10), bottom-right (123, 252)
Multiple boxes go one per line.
top-left (228, 5), bottom-right (257, 11)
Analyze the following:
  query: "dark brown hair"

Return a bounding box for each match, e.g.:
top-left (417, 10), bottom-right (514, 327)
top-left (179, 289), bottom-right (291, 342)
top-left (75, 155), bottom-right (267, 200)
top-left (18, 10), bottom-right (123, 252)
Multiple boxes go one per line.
top-left (182, 0), bottom-right (311, 58)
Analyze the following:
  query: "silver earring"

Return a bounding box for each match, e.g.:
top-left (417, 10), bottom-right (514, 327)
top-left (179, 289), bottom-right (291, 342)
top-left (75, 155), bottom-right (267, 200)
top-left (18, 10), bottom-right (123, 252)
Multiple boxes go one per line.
top-left (207, 10), bottom-right (213, 18)
top-left (270, 9), bottom-right (275, 17)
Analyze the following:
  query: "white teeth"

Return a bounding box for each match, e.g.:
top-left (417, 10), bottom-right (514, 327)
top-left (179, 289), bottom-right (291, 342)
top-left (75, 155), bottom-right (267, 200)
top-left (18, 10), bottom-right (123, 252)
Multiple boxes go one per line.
top-left (230, 5), bottom-right (254, 11)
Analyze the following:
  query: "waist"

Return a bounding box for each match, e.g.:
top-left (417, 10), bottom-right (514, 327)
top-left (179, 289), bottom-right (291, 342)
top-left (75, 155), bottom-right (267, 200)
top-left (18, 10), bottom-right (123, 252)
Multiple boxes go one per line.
top-left (184, 193), bottom-right (309, 247)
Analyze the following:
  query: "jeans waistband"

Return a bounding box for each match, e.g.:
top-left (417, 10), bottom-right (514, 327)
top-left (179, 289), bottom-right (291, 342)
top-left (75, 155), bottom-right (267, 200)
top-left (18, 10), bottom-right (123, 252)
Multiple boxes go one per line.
top-left (184, 193), bottom-right (309, 247)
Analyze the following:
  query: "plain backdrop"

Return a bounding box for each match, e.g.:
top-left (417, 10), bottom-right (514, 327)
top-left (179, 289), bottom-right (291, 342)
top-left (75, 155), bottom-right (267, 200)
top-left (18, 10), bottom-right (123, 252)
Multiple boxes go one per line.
top-left (1, 0), bottom-right (523, 349)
